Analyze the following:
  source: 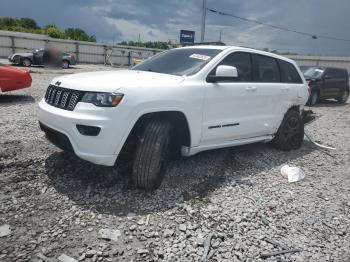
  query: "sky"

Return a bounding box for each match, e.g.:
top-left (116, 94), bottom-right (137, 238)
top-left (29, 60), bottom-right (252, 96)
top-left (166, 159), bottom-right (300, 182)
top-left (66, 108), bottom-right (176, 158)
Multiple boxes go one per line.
top-left (1, 0), bottom-right (350, 56)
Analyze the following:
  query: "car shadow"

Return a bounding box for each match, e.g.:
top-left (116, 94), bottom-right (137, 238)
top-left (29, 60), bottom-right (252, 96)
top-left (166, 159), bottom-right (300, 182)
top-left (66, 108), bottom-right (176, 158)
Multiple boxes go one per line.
top-left (45, 140), bottom-right (316, 216)
top-left (0, 94), bottom-right (35, 105)
top-left (312, 99), bottom-right (348, 108)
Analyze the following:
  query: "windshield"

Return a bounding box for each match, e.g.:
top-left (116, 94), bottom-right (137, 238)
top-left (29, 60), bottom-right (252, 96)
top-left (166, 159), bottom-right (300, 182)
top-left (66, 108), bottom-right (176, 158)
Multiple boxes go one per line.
top-left (303, 67), bottom-right (324, 79)
top-left (132, 48), bottom-right (222, 76)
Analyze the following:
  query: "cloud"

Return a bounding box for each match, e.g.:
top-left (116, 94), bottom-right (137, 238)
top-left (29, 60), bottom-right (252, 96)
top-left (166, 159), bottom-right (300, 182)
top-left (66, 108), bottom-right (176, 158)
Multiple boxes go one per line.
top-left (0, 0), bottom-right (350, 55)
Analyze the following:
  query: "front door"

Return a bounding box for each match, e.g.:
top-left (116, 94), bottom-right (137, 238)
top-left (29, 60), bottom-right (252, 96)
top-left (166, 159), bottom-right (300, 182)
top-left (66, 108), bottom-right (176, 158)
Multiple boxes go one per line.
top-left (33, 50), bottom-right (45, 65)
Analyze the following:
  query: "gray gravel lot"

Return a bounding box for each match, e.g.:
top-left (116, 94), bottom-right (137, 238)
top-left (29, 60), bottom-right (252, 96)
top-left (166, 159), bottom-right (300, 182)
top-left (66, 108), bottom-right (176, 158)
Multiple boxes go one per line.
top-left (0, 63), bottom-right (349, 262)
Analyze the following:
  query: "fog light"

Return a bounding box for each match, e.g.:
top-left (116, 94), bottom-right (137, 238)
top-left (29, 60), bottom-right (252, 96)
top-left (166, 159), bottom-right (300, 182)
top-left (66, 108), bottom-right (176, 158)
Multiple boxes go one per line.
top-left (76, 124), bottom-right (101, 136)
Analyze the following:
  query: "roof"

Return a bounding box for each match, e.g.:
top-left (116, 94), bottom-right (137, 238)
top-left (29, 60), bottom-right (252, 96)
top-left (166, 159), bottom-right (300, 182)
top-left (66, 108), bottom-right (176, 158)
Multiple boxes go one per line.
top-left (179, 45), bottom-right (296, 63)
top-left (180, 45), bottom-right (229, 50)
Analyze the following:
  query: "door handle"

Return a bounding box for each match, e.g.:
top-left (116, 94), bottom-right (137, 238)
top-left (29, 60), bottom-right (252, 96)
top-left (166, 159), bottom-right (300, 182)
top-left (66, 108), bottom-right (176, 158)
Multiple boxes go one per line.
top-left (246, 86), bottom-right (257, 91)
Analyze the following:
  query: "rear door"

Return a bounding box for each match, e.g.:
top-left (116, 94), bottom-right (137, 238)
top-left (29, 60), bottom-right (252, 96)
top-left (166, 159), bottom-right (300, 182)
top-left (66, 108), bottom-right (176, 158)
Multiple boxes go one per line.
top-left (323, 68), bottom-right (341, 97)
top-left (251, 54), bottom-right (287, 131)
top-left (278, 59), bottom-right (303, 108)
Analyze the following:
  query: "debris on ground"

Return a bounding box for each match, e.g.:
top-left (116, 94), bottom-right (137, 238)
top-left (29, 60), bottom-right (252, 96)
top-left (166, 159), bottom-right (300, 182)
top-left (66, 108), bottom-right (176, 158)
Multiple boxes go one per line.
top-left (0, 224), bottom-right (11, 237)
top-left (58, 253), bottom-right (78, 262)
top-left (281, 164), bottom-right (305, 182)
top-left (261, 248), bottom-right (301, 258)
top-left (98, 228), bottom-right (121, 241)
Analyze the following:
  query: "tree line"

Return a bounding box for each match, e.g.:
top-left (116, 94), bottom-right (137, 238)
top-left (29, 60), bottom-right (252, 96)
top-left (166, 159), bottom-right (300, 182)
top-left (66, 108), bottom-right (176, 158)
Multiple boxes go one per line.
top-left (0, 17), bottom-right (96, 42)
top-left (0, 17), bottom-right (170, 49)
top-left (119, 41), bottom-right (169, 50)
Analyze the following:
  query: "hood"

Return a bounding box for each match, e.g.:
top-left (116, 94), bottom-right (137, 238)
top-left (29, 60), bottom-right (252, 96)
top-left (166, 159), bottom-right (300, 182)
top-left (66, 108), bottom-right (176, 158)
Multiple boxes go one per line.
top-left (51, 70), bottom-right (185, 92)
top-left (304, 77), bottom-right (320, 82)
top-left (12, 53), bottom-right (33, 57)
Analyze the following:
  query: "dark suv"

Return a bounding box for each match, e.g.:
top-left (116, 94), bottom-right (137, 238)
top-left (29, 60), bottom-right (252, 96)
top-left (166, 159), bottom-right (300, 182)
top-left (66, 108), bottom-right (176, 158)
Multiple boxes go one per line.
top-left (8, 49), bottom-right (77, 69)
top-left (303, 66), bottom-right (349, 105)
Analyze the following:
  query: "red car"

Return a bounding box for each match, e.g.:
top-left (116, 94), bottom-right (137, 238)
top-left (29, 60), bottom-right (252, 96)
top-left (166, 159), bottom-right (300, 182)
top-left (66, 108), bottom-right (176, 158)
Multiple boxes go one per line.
top-left (0, 65), bottom-right (32, 92)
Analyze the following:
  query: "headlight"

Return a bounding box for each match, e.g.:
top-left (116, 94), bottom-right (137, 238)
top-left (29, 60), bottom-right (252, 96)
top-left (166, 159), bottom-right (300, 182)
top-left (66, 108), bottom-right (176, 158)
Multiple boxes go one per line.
top-left (81, 92), bottom-right (124, 107)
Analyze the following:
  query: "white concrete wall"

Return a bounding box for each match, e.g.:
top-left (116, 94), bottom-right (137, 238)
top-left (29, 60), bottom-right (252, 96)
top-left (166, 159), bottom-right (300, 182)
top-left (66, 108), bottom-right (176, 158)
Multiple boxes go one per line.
top-left (287, 55), bottom-right (350, 74)
top-left (1, 30), bottom-right (350, 71)
top-left (0, 30), bottom-right (161, 66)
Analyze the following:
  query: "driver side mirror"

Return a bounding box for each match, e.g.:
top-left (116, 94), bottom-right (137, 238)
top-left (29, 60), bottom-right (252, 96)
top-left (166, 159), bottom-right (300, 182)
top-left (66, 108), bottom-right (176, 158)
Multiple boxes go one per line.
top-left (207, 65), bottom-right (238, 82)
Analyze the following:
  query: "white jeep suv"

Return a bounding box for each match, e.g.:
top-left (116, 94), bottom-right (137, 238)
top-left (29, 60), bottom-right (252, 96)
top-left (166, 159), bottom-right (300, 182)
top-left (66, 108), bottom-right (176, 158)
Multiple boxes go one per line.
top-left (38, 45), bottom-right (309, 189)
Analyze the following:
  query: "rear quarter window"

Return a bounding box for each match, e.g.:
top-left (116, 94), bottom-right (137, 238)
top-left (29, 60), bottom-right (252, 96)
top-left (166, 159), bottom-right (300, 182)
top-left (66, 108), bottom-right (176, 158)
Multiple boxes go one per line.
top-left (278, 60), bottom-right (303, 83)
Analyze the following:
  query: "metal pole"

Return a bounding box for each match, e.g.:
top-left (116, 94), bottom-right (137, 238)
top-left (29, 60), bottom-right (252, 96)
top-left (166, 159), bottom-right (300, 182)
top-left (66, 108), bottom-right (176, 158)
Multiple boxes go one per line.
top-left (10, 36), bottom-right (15, 54)
top-left (200, 0), bottom-right (207, 42)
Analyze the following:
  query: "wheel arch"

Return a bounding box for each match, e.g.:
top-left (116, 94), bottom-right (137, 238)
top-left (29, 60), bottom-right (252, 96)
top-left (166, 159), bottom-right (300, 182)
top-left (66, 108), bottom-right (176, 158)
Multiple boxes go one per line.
top-left (129, 110), bottom-right (191, 147)
top-left (21, 56), bottom-right (33, 62)
top-left (288, 105), bottom-right (300, 113)
top-left (116, 110), bottom-right (192, 165)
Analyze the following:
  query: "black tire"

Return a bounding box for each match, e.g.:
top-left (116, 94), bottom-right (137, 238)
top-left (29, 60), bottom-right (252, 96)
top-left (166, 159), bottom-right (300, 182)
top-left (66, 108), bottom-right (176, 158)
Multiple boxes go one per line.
top-left (272, 110), bottom-right (304, 151)
top-left (22, 58), bottom-right (31, 67)
top-left (132, 119), bottom-right (172, 190)
top-left (307, 91), bottom-right (319, 106)
top-left (337, 90), bottom-right (349, 103)
top-left (62, 60), bottom-right (70, 69)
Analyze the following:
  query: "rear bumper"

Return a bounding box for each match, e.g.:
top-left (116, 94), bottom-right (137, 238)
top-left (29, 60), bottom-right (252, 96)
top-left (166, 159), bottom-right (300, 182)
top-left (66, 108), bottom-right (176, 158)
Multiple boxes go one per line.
top-left (69, 59), bottom-right (77, 65)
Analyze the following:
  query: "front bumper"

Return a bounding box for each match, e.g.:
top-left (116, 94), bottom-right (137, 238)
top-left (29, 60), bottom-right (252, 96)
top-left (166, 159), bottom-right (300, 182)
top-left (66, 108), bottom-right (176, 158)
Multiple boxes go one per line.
top-left (8, 56), bottom-right (19, 64)
top-left (38, 99), bottom-right (121, 166)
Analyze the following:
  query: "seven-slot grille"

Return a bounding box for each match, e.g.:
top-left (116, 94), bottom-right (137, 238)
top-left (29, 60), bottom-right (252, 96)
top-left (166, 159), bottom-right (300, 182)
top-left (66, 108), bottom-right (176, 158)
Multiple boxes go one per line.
top-left (45, 85), bottom-right (84, 111)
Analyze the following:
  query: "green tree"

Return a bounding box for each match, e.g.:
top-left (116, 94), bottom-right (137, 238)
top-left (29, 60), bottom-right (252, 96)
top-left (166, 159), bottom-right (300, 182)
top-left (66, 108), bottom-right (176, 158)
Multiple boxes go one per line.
top-left (0, 17), bottom-right (18, 28)
top-left (19, 18), bottom-right (39, 29)
top-left (46, 27), bottom-right (62, 38)
top-left (119, 41), bottom-right (168, 49)
top-left (64, 28), bottom-right (96, 42)
top-left (0, 17), bottom-right (97, 42)
top-left (44, 24), bottom-right (59, 30)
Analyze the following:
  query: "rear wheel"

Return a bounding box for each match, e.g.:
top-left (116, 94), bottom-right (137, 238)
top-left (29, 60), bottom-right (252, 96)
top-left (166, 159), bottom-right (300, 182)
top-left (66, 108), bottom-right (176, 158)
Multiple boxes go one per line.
top-left (337, 90), bottom-right (349, 103)
top-left (22, 58), bottom-right (31, 67)
top-left (272, 110), bottom-right (304, 151)
top-left (62, 60), bottom-right (70, 69)
top-left (132, 119), bottom-right (172, 190)
top-left (308, 91), bottom-right (319, 106)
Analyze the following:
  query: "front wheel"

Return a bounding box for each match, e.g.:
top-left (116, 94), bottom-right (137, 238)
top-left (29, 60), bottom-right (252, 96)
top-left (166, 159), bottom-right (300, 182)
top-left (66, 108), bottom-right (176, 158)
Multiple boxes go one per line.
top-left (337, 90), bottom-right (349, 103)
top-left (22, 58), bottom-right (31, 67)
top-left (132, 119), bottom-right (172, 190)
top-left (272, 110), bottom-right (304, 151)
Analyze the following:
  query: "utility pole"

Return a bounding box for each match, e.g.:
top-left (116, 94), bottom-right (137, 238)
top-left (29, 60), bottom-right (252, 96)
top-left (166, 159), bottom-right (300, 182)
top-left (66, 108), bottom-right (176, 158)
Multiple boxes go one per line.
top-left (200, 0), bottom-right (207, 42)
top-left (219, 30), bottom-right (222, 42)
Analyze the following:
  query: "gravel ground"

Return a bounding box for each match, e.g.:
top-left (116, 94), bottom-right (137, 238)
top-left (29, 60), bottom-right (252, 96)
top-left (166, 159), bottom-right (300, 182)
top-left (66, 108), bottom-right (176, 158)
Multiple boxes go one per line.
top-left (0, 62), bottom-right (349, 262)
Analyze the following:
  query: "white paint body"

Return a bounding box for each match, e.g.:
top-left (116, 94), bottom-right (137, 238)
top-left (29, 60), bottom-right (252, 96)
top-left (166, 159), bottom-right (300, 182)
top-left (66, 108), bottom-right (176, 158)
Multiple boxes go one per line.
top-left (38, 46), bottom-right (309, 166)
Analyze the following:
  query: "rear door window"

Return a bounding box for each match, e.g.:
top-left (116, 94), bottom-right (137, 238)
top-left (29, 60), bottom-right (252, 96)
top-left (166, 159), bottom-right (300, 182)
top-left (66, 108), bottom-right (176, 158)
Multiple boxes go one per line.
top-left (336, 69), bottom-right (348, 79)
top-left (325, 68), bottom-right (337, 78)
top-left (252, 54), bottom-right (280, 82)
top-left (278, 60), bottom-right (303, 83)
